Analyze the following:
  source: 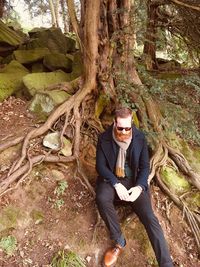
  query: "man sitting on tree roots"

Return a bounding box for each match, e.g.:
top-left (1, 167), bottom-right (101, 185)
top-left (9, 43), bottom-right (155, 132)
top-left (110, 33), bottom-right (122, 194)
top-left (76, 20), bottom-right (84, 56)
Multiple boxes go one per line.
top-left (95, 107), bottom-right (173, 267)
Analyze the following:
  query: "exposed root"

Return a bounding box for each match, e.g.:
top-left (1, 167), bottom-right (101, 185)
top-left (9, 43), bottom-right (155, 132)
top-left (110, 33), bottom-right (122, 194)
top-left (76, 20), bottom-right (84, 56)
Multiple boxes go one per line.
top-left (0, 135), bottom-right (24, 152)
top-left (76, 158), bottom-right (95, 198)
top-left (165, 142), bottom-right (200, 190)
top-left (0, 154), bottom-right (76, 196)
top-left (148, 142), bottom-right (168, 183)
top-left (156, 171), bottom-right (200, 253)
top-left (92, 210), bottom-right (102, 244)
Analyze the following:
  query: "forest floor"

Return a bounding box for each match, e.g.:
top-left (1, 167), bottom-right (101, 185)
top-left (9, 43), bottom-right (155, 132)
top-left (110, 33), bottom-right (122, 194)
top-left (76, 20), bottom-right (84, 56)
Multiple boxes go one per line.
top-left (0, 97), bottom-right (199, 267)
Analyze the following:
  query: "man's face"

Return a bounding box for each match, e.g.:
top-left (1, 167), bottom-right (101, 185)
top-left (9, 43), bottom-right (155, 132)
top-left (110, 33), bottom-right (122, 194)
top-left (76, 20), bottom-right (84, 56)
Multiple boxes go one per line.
top-left (114, 116), bottom-right (132, 142)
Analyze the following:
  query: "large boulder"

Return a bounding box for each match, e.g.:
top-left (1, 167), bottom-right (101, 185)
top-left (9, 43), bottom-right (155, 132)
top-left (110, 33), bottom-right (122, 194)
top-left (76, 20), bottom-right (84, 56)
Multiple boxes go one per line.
top-left (27, 27), bottom-right (76, 54)
top-left (13, 48), bottom-right (50, 64)
top-left (43, 53), bottom-right (73, 72)
top-left (23, 70), bottom-right (72, 96)
top-left (0, 21), bottom-right (24, 57)
top-left (0, 60), bottom-right (29, 101)
top-left (29, 90), bottom-right (70, 119)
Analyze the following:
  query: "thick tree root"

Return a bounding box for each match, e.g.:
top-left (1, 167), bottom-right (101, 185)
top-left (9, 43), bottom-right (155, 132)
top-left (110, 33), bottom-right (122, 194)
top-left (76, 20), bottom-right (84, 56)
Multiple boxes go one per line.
top-left (156, 171), bottom-right (200, 253)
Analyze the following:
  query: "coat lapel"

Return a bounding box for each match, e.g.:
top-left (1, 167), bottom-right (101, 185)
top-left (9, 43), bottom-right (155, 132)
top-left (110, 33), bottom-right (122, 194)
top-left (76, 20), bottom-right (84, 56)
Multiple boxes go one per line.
top-left (101, 125), bottom-right (118, 171)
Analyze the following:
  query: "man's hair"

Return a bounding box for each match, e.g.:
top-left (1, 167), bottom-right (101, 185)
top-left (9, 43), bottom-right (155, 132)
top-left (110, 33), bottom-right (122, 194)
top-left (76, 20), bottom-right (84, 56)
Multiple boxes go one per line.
top-left (114, 107), bottom-right (132, 121)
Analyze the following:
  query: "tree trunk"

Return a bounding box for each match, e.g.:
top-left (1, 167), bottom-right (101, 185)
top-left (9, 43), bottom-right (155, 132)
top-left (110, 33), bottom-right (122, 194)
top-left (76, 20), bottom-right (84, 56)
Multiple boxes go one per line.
top-left (60, 0), bottom-right (68, 32)
top-left (55, 0), bottom-right (60, 27)
top-left (0, 0), bottom-right (5, 18)
top-left (49, 0), bottom-right (58, 27)
top-left (143, 0), bottom-right (158, 70)
top-left (66, 0), bottom-right (82, 50)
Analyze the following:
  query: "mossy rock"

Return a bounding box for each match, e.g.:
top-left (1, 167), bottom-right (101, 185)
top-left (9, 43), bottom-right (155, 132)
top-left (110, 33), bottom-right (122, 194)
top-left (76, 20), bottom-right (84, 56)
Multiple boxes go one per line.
top-left (29, 93), bottom-right (55, 120)
top-left (1, 54), bottom-right (14, 64)
top-left (43, 53), bottom-right (73, 72)
top-left (46, 90), bottom-right (71, 104)
top-left (43, 131), bottom-right (72, 156)
top-left (31, 62), bottom-right (47, 73)
top-left (27, 27), bottom-right (76, 54)
top-left (0, 20), bottom-right (24, 46)
top-left (0, 60), bottom-right (29, 101)
top-left (29, 90), bottom-right (70, 120)
top-left (0, 60), bottom-right (28, 74)
top-left (13, 48), bottom-right (50, 64)
top-left (161, 166), bottom-right (191, 194)
top-left (0, 206), bottom-right (27, 234)
top-left (23, 70), bottom-right (72, 96)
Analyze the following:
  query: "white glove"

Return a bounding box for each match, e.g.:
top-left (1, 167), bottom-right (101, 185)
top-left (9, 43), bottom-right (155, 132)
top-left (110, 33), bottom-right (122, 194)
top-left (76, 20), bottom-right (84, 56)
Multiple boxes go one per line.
top-left (127, 186), bottom-right (142, 202)
top-left (114, 183), bottom-right (129, 201)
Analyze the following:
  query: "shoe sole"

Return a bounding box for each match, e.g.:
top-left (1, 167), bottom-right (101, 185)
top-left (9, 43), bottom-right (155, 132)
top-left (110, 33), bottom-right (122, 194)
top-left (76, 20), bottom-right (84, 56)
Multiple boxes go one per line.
top-left (102, 262), bottom-right (116, 267)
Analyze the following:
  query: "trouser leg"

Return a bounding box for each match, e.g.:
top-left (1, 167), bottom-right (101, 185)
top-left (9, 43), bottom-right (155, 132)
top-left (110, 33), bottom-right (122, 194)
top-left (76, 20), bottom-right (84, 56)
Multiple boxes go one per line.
top-left (95, 180), bottom-right (122, 242)
top-left (132, 191), bottom-right (173, 267)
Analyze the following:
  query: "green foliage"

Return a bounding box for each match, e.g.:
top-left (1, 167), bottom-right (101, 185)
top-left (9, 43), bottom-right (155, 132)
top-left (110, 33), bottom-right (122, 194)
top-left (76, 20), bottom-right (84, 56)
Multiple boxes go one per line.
top-left (139, 67), bottom-right (200, 145)
top-left (51, 250), bottom-right (86, 267)
top-left (114, 69), bottom-right (140, 111)
top-left (0, 235), bottom-right (17, 256)
top-left (48, 181), bottom-right (68, 210)
top-left (54, 199), bottom-right (65, 210)
top-left (54, 181), bottom-right (68, 196)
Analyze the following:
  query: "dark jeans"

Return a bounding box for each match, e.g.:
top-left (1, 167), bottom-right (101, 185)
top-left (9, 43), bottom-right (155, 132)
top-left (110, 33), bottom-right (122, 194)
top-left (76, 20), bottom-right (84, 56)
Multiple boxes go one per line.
top-left (95, 177), bottom-right (174, 267)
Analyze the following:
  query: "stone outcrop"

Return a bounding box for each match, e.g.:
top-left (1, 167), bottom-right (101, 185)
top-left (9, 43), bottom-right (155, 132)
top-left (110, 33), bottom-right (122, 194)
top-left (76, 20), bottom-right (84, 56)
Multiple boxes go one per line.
top-left (0, 23), bottom-right (83, 106)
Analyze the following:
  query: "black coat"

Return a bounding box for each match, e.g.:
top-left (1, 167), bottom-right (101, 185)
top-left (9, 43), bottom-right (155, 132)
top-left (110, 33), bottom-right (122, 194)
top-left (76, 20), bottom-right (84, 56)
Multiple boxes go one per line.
top-left (96, 124), bottom-right (150, 190)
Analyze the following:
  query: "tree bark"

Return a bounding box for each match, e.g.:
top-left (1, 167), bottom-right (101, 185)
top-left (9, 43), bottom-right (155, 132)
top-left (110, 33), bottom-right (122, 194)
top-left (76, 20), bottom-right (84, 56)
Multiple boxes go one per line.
top-left (60, 0), bottom-right (68, 32)
top-left (55, 0), bottom-right (60, 27)
top-left (66, 0), bottom-right (82, 50)
top-left (49, 0), bottom-right (58, 27)
top-left (143, 0), bottom-right (159, 70)
top-left (0, 0), bottom-right (5, 18)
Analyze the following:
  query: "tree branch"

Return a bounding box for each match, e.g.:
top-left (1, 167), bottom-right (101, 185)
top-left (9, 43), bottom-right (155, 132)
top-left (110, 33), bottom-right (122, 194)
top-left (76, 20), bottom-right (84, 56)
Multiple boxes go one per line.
top-left (66, 0), bottom-right (83, 51)
top-left (170, 0), bottom-right (200, 11)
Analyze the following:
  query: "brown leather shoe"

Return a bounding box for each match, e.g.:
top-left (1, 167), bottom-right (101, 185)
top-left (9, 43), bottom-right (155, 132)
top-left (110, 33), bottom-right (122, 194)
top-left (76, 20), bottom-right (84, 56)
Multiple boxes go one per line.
top-left (103, 244), bottom-right (123, 267)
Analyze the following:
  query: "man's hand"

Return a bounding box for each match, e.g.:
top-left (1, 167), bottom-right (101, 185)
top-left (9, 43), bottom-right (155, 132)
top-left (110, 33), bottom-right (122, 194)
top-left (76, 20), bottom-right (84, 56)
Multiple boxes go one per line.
top-left (114, 183), bottom-right (130, 201)
top-left (127, 186), bottom-right (142, 202)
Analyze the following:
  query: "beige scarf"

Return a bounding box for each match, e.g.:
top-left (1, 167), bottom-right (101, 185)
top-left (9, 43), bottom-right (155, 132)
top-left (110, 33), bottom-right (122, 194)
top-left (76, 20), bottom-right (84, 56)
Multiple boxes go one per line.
top-left (112, 128), bottom-right (132, 178)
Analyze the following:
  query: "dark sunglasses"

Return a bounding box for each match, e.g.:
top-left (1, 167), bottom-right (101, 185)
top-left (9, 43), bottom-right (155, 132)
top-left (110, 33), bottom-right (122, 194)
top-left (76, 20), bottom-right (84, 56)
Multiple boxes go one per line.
top-left (116, 126), bottom-right (132, 131)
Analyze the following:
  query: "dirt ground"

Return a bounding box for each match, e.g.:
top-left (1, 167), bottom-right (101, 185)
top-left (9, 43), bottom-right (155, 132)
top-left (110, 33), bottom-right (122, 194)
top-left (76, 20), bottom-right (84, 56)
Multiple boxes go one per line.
top-left (0, 97), bottom-right (199, 267)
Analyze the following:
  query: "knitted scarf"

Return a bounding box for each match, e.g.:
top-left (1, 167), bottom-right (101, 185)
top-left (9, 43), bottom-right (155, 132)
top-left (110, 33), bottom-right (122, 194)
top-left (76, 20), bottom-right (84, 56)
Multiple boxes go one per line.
top-left (112, 127), bottom-right (132, 178)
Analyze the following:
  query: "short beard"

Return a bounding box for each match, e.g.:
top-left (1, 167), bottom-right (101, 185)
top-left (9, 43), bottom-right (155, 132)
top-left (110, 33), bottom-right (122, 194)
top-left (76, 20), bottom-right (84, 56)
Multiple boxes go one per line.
top-left (114, 127), bottom-right (132, 142)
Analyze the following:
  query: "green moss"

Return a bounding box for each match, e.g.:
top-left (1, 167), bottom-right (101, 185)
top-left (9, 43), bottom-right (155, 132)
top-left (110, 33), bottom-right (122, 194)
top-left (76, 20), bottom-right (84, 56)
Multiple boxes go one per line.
top-left (43, 53), bottom-right (73, 72)
top-left (125, 220), bottom-right (156, 263)
top-left (161, 166), bottom-right (191, 194)
top-left (95, 93), bottom-right (110, 119)
top-left (0, 206), bottom-right (23, 233)
top-left (14, 48), bottom-right (50, 64)
top-left (51, 250), bottom-right (86, 267)
top-left (155, 72), bottom-right (183, 80)
top-left (30, 210), bottom-right (44, 224)
top-left (0, 235), bottom-right (17, 256)
top-left (0, 20), bottom-right (24, 46)
top-left (23, 70), bottom-right (72, 96)
top-left (168, 134), bottom-right (200, 173)
top-left (185, 192), bottom-right (200, 210)
top-left (0, 60), bottom-right (29, 101)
